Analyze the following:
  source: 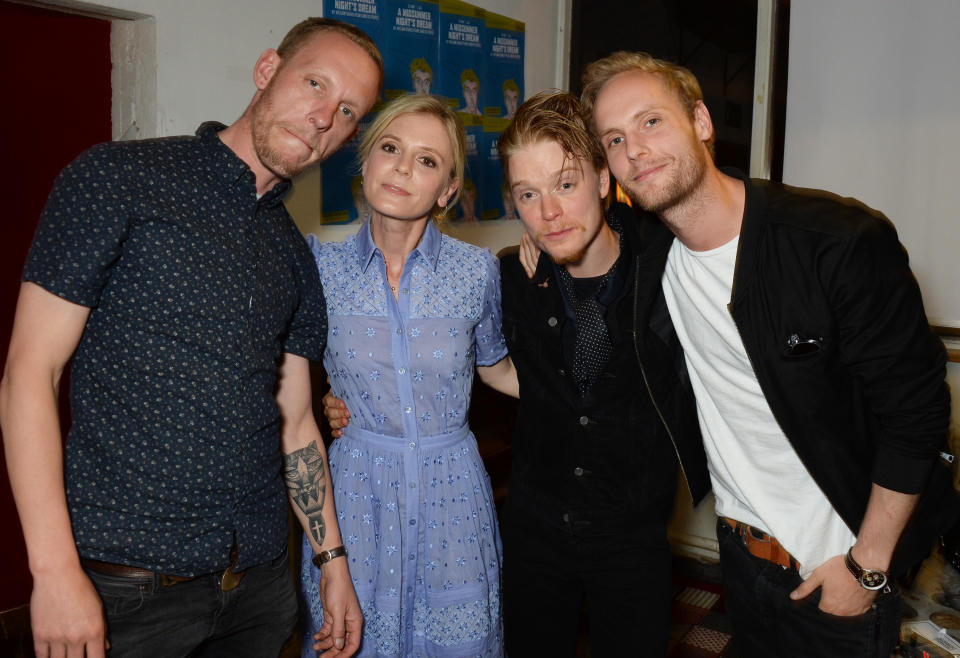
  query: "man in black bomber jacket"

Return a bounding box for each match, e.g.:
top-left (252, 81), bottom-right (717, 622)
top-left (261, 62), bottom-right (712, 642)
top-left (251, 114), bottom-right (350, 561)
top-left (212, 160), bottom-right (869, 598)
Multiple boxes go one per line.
top-left (496, 91), bottom-right (709, 657)
top-left (575, 51), bottom-right (958, 657)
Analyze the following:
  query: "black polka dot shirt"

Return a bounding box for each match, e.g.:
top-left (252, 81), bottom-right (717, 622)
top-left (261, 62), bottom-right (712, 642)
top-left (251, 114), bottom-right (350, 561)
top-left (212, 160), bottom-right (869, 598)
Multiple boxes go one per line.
top-left (23, 122), bottom-right (327, 575)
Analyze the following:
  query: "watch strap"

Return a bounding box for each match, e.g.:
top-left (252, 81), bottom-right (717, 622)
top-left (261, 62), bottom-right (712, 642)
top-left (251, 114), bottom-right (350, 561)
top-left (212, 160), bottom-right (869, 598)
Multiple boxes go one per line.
top-left (844, 547), bottom-right (889, 591)
top-left (312, 545), bottom-right (347, 568)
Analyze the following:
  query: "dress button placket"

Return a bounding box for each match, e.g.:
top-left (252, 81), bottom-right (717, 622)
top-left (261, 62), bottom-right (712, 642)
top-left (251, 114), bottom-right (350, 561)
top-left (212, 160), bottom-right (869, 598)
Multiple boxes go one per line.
top-left (386, 257), bottom-right (420, 651)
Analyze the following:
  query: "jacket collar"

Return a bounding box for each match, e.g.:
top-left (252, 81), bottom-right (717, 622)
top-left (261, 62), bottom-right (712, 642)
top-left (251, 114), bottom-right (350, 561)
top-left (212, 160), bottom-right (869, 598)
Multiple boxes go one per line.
top-left (721, 167), bottom-right (764, 302)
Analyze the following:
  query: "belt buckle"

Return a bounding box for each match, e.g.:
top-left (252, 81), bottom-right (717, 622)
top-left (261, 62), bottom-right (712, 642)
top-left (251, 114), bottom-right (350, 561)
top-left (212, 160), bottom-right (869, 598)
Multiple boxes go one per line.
top-left (220, 544), bottom-right (244, 592)
top-left (220, 564), bottom-right (243, 591)
top-left (746, 524), bottom-right (769, 542)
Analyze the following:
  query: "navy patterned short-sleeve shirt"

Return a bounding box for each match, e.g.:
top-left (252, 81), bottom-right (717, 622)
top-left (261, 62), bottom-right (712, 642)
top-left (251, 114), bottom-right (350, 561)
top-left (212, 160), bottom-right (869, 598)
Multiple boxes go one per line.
top-left (23, 122), bottom-right (327, 575)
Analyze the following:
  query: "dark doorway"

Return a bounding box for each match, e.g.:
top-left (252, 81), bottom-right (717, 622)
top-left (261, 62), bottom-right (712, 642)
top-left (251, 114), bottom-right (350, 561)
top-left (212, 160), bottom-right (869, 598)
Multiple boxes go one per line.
top-left (568, 0), bottom-right (789, 180)
top-left (0, 0), bottom-right (112, 611)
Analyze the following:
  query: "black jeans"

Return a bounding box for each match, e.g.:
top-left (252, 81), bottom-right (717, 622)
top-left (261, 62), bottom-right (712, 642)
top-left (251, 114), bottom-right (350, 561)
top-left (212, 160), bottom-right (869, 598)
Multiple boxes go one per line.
top-left (84, 548), bottom-right (298, 657)
top-left (716, 518), bottom-right (901, 658)
top-left (502, 503), bottom-right (672, 657)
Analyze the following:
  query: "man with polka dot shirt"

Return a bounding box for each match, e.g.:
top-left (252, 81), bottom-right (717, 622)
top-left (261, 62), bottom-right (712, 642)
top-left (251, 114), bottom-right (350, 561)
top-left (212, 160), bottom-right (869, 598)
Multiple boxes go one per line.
top-left (1, 18), bottom-right (381, 658)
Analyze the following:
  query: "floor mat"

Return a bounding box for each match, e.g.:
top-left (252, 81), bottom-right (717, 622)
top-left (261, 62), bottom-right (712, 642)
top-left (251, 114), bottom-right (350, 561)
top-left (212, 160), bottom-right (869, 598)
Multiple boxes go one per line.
top-left (668, 576), bottom-right (736, 658)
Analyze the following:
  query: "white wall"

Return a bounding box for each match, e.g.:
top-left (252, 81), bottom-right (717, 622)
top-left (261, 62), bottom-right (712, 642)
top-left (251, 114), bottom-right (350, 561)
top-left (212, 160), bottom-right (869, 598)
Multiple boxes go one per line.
top-left (783, 0), bottom-right (960, 327)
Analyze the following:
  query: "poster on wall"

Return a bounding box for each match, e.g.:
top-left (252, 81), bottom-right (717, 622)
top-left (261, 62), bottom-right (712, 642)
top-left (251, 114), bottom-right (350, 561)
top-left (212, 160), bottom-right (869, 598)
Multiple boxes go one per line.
top-left (383, 0), bottom-right (439, 100)
top-left (317, 126), bottom-right (371, 225)
top-left (437, 0), bottom-right (485, 116)
top-left (319, 0), bottom-right (523, 224)
top-left (322, 0), bottom-right (384, 43)
top-left (484, 10), bottom-right (524, 120)
top-left (480, 116), bottom-right (512, 220)
top-left (456, 113), bottom-right (483, 222)
top-left (319, 0), bottom-right (385, 224)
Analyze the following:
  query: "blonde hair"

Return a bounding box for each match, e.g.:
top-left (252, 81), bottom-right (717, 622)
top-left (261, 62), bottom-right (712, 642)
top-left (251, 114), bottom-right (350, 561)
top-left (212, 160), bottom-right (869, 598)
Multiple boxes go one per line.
top-left (358, 95), bottom-right (466, 219)
top-left (497, 90), bottom-right (608, 206)
top-left (410, 58), bottom-right (433, 79)
top-left (580, 51), bottom-right (714, 157)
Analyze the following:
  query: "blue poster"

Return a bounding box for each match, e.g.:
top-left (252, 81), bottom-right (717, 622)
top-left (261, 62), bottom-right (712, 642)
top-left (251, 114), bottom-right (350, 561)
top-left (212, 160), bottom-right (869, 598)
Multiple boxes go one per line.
top-left (318, 121), bottom-right (373, 225)
top-left (437, 0), bottom-right (485, 116)
top-left (320, 0), bottom-right (385, 224)
top-left (383, 0), bottom-right (439, 100)
top-left (454, 112), bottom-right (483, 222)
top-left (322, 0), bottom-right (384, 41)
top-left (484, 10), bottom-right (524, 119)
top-left (318, 0), bottom-right (524, 224)
top-left (480, 116), bottom-right (513, 220)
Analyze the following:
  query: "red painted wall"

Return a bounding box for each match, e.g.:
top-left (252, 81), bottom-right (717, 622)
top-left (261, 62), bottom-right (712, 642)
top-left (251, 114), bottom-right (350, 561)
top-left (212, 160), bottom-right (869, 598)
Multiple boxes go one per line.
top-left (0, 1), bottom-right (112, 611)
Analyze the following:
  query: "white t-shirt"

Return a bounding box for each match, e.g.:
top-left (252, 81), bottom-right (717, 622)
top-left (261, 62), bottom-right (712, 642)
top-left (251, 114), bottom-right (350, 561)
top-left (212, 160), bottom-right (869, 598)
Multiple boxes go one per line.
top-left (662, 235), bottom-right (855, 575)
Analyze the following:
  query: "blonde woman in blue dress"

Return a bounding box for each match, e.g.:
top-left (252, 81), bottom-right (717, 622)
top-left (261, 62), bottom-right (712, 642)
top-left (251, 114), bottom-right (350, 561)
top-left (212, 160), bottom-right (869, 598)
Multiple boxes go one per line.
top-left (301, 94), bottom-right (518, 657)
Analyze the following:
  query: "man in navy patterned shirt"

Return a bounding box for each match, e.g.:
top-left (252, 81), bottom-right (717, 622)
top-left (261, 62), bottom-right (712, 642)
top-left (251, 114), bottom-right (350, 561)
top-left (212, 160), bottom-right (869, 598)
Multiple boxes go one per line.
top-left (0, 18), bottom-right (381, 658)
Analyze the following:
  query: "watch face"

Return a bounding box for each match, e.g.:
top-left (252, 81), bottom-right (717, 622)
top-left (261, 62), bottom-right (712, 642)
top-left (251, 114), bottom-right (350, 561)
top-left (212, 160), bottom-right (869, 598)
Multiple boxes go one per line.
top-left (860, 570), bottom-right (888, 590)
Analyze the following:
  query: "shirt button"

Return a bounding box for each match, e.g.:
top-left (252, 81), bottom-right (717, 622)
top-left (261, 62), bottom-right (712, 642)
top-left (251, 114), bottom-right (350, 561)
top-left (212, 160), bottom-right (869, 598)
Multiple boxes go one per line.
top-left (573, 467), bottom-right (584, 477)
top-left (398, 368), bottom-right (406, 375)
top-left (547, 316), bottom-right (558, 327)
top-left (558, 368), bottom-right (565, 376)
top-left (579, 416), bottom-right (589, 426)
top-left (396, 328), bottom-right (402, 335)
top-left (407, 586), bottom-right (413, 593)
top-left (409, 554), bottom-right (416, 561)
top-left (409, 442), bottom-right (416, 449)
top-left (409, 519), bottom-right (417, 525)
top-left (409, 481), bottom-right (417, 488)
top-left (404, 406), bottom-right (412, 413)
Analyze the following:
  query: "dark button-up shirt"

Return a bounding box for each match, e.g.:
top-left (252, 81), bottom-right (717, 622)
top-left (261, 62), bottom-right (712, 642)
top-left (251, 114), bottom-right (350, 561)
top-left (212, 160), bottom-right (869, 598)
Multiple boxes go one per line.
top-left (500, 204), bottom-right (679, 534)
top-left (23, 122), bottom-right (326, 574)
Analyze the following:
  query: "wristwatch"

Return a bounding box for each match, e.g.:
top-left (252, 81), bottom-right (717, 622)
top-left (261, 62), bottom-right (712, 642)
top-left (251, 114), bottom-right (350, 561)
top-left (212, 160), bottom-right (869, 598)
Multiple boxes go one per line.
top-left (844, 547), bottom-right (889, 591)
top-left (312, 545), bottom-right (347, 568)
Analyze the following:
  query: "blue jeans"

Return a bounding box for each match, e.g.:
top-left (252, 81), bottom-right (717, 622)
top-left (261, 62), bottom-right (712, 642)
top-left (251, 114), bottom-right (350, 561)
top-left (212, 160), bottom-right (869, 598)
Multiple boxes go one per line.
top-left (716, 518), bottom-right (901, 657)
top-left (84, 548), bottom-right (298, 657)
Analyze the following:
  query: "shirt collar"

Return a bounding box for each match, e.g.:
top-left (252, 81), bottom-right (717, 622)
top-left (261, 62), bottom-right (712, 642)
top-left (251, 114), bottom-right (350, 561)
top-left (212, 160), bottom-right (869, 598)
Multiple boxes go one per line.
top-left (355, 220), bottom-right (443, 273)
top-left (196, 121), bottom-right (292, 205)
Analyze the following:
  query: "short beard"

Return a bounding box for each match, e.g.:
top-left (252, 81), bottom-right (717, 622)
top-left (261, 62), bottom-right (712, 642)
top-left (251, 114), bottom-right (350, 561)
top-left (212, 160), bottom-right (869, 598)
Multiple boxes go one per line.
top-left (536, 225), bottom-right (588, 267)
top-left (250, 91), bottom-right (315, 181)
top-left (549, 244), bottom-right (588, 267)
top-left (624, 146), bottom-right (707, 216)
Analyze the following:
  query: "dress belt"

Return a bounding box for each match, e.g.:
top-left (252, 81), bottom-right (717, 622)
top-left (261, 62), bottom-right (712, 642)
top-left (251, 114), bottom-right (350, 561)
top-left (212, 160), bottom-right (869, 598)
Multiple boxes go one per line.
top-left (340, 423), bottom-right (471, 451)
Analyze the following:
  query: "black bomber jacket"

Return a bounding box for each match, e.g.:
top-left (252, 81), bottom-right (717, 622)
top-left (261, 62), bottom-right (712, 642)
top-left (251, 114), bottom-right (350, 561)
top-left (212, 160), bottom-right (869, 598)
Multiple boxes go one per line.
top-left (637, 170), bottom-right (956, 573)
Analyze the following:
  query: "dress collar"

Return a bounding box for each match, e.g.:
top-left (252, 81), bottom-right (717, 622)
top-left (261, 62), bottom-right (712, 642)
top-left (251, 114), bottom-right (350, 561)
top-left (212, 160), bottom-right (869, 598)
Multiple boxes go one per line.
top-left (355, 219), bottom-right (443, 273)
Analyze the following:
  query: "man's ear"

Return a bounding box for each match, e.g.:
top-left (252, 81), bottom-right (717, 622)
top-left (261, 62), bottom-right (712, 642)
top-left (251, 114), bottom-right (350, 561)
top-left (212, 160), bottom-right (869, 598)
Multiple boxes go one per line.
top-left (253, 49), bottom-right (282, 91)
top-left (598, 165), bottom-right (611, 200)
top-left (692, 100), bottom-right (714, 143)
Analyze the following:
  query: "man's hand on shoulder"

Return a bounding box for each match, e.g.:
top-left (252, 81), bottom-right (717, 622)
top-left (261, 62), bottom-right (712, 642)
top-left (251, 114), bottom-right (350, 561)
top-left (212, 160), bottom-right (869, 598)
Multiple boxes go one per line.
top-left (790, 553), bottom-right (877, 616)
top-left (519, 232), bottom-right (541, 281)
top-left (32, 565), bottom-right (108, 658)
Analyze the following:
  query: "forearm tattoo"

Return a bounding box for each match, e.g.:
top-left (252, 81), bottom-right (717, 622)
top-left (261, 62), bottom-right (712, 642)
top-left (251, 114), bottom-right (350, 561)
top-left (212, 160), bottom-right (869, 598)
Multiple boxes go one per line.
top-left (283, 440), bottom-right (327, 546)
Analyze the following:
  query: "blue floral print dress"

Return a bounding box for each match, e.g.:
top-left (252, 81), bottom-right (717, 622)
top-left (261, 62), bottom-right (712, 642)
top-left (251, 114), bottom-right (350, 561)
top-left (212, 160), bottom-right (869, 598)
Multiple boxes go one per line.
top-left (300, 221), bottom-right (506, 657)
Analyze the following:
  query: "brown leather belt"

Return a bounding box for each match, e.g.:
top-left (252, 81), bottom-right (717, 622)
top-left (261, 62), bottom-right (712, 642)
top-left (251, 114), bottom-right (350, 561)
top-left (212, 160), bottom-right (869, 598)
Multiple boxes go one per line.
top-left (724, 517), bottom-right (801, 572)
top-left (81, 545), bottom-right (244, 591)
